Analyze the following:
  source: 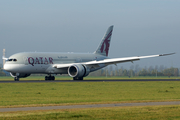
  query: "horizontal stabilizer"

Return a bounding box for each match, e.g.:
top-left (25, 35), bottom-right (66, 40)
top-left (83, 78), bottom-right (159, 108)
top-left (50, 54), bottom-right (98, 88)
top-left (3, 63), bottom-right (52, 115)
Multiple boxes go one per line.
top-left (2, 56), bottom-right (8, 60)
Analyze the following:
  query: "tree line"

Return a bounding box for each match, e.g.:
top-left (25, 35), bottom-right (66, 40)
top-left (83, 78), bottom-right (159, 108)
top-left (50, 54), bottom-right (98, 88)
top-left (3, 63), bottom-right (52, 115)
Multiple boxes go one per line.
top-left (0, 64), bottom-right (6, 76)
top-left (0, 64), bottom-right (179, 77)
top-left (89, 65), bottom-right (179, 77)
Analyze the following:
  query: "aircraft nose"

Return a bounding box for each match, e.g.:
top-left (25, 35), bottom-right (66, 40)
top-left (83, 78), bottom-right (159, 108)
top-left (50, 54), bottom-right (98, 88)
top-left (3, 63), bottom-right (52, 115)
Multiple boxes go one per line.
top-left (3, 64), bottom-right (11, 72)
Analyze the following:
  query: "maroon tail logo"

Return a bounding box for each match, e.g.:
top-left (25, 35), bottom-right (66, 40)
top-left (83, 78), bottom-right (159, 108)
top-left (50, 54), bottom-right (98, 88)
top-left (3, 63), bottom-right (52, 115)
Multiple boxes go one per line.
top-left (100, 30), bottom-right (112, 56)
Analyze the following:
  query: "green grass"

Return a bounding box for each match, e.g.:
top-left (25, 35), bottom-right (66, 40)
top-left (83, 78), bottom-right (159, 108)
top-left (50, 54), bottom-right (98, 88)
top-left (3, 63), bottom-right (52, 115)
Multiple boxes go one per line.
top-left (0, 81), bottom-right (180, 119)
top-left (0, 76), bottom-right (180, 81)
top-left (1, 105), bottom-right (180, 120)
top-left (85, 76), bottom-right (180, 80)
top-left (0, 82), bottom-right (180, 107)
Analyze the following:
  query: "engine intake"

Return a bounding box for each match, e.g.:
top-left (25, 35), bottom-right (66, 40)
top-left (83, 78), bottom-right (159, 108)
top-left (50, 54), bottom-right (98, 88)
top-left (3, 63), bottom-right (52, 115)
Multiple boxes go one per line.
top-left (68, 64), bottom-right (90, 78)
top-left (10, 72), bottom-right (31, 78)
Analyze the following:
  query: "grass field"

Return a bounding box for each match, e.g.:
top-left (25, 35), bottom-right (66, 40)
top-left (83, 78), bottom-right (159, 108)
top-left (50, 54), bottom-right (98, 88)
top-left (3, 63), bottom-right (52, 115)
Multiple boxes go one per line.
top-left (0, 81), bottom-right (180, 107)
top-left (0, 76), bottom-right (180, 81)
top-left (1, 105), bottom-right (180, 120)
top-left (0, 80), bottom-right (180, 119)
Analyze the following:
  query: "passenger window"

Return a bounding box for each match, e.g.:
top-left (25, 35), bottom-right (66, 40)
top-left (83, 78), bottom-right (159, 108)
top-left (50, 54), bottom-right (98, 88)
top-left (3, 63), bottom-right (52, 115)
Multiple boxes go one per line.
top-left (9, 59), bottom-right (13, 61)
top-left (13, 59), bottom-right (17, 61)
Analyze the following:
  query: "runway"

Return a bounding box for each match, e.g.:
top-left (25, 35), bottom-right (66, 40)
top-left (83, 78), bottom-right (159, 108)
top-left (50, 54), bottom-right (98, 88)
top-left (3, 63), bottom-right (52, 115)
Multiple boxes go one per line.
top-left (0, 79), bottom-right (180, 83)
top-left (0, 101), bottom-right (180, 112)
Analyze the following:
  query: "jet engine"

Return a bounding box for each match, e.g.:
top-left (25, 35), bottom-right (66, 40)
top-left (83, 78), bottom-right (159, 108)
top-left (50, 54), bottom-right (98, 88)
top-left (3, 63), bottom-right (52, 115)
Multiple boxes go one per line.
top-left (10, 72), bottom-right (31, 78)
top-left (68, 64), bottom-right (90, 79)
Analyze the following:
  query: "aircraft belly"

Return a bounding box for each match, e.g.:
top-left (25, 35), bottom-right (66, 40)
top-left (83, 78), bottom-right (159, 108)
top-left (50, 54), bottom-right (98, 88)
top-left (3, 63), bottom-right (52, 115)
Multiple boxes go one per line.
top-left (5, 63), bottom-right (68, 74)
top-left (5, 64), bottom-right (47, 73)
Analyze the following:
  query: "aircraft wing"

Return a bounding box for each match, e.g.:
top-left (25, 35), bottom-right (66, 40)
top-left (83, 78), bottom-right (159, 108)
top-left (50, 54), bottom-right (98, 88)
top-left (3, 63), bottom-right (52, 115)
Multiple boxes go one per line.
top-left (53, 64), bottom-right (72, 68)
top-left (84, 53), bottom-right (175, 66)
top-left (53, 53), bottom-right (175, 69)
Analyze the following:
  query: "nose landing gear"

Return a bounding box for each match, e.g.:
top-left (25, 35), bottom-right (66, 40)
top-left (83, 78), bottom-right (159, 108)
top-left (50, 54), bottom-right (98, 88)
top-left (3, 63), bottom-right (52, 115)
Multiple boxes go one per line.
top-left (14, 77), bottom-right (19, 81)
top-left (45, 75), bottom-right (55, 81)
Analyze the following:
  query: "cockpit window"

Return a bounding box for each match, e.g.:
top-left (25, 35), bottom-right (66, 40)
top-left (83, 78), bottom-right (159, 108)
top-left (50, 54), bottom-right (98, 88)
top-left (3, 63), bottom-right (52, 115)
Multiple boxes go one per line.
top-left (7, 59), bottom-right (17, 62)
top-left (9, 59), bottom-right (13, 61)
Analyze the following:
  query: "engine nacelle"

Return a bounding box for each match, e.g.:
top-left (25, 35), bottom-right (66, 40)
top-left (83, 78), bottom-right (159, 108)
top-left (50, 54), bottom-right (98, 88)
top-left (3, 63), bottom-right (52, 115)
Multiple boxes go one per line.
top-left (10, 72), bottom-right (31, 78)
top-left (68, 64), bottom-right (90, 78)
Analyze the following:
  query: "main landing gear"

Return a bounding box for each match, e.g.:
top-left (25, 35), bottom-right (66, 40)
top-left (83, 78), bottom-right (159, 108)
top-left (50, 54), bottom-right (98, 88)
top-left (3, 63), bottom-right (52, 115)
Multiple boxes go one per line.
top-left (14, 77), bottom-right (19, 81)
top-left (45, 75), bottom-right (55, 81)
top-left (73, 77), bottom-right (83, 80)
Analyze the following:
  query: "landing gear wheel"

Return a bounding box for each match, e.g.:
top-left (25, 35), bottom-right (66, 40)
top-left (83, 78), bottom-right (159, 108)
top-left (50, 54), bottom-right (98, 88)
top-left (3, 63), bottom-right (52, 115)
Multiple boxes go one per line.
top-left (73, 77), bottom-right (83, 80)
top-left (45, 76), bottom-right (48, 80)
top-left (14, 77), bottom-right (19, 81)
top-left (45, 76), bottom-right (55, 81)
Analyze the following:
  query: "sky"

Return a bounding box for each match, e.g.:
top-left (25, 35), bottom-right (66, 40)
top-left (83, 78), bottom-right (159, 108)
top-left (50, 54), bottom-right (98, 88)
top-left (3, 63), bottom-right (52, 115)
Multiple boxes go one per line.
top-left (0, 0), bottom-right (179, 69)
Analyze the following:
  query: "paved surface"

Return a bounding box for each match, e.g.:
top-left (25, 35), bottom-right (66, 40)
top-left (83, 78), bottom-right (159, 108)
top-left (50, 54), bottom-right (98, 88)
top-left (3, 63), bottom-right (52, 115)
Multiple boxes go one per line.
top-left (0, 79), bottom-right (180, 83)
top-left (0, 101), bottom-right (180, 112)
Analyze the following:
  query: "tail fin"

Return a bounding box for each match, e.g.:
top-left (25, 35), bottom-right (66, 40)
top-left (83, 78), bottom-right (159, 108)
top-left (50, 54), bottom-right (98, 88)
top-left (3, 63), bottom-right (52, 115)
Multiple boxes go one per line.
top-left (94, 25), bottom-right (113, 56)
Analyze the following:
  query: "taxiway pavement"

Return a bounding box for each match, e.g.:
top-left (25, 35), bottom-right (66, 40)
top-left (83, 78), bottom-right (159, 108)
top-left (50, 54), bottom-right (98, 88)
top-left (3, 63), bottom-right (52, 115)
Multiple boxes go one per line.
top-left (0, 101), bottom-right (180, 112)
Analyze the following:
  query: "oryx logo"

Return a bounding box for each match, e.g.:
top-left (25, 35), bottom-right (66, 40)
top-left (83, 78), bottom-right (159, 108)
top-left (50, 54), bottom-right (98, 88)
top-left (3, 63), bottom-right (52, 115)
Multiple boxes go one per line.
top-left (100, 30), bottom-right (112, 56)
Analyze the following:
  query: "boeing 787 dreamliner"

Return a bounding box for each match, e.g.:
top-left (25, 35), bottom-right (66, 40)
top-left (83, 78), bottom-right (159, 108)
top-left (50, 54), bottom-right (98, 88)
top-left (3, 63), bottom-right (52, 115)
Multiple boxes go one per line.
top-left (3, 26), bottom-right (174, 81)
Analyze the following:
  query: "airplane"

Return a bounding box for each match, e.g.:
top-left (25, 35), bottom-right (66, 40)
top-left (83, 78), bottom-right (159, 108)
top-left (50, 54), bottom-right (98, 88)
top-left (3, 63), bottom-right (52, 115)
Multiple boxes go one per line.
top-left (3, 25), bottom-right (174, 81)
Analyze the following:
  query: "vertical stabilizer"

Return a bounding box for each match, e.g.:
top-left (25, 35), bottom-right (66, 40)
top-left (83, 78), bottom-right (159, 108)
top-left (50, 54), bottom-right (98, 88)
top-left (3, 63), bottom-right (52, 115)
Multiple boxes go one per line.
top-left (94, 25), bottom-right (113, 56)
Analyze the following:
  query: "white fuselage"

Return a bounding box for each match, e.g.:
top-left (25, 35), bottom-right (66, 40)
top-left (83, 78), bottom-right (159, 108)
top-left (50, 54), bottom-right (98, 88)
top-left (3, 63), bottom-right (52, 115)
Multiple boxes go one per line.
top-left (4, 52), bottom-right (107, 74)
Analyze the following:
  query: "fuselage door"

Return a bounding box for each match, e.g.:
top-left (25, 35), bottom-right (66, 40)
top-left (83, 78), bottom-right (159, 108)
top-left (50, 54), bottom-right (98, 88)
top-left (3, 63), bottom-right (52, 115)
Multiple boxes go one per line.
top-left (23, 57), bottom-right (28, 65)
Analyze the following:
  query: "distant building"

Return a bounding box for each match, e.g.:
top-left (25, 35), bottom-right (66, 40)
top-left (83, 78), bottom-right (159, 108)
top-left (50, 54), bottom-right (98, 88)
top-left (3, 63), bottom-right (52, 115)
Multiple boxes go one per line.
top-left (1, 49), bottom-right (10, 76)
top-left (3, 49), bottom-right (5, 67)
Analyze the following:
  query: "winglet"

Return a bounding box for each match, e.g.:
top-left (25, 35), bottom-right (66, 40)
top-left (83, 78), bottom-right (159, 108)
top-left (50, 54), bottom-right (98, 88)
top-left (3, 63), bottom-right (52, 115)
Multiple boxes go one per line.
top-left (159, 52), bottom-right (175, 56)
